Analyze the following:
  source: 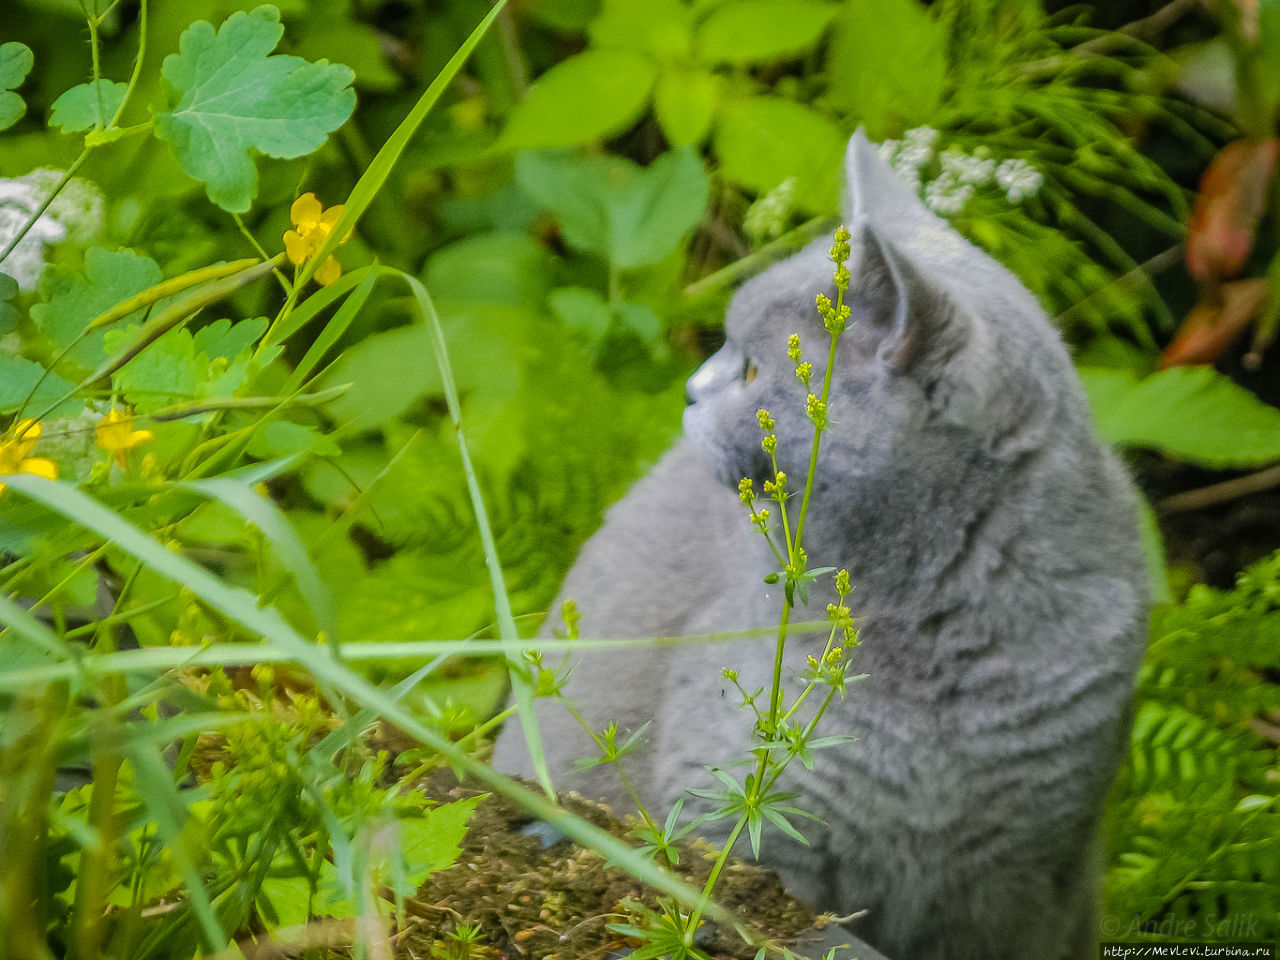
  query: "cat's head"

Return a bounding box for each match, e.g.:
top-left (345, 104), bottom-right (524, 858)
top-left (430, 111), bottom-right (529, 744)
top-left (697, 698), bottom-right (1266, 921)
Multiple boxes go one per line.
top-left (684, 130), bottom-right (1083, 543)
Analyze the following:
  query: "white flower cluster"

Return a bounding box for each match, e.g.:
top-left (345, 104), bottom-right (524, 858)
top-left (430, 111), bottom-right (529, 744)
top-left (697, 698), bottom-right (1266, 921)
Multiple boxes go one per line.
top-left (876, 127), bottom-right (1044, 217)
top-left (744, 176), bottom-right (797, 245)
top-left (995, 157), bottom-right (1044, 203)
top-left (877, 126), bottom-right (939, 194)
top-left (0, 168), bottom-right (105, 290)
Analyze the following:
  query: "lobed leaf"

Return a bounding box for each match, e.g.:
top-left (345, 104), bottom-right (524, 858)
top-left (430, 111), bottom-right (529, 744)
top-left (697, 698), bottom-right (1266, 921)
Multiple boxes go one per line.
top-left (31, 247), bottom-right (163, 370)
top-left (0, 41), bottom-right (33, 130)
top-left (49, 80), bottom-right (128, 133)
top-left (154, 5), bottom-right (356, 212)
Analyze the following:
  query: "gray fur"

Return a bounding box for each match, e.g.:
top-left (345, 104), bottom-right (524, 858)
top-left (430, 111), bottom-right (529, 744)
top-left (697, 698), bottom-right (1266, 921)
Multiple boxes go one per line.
top-left (494, 131), bottom-right (1148, 960)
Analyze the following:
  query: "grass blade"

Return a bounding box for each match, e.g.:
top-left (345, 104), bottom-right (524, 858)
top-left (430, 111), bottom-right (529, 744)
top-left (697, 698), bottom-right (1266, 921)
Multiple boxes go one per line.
top-left (177, 477), bottom-right (337, 644)
top-left (294, 2), bottom-right (510, 289)
top-left (392, 268), bottom-right (552, 797)
top-left (0, 474), bottom-right (734, 928)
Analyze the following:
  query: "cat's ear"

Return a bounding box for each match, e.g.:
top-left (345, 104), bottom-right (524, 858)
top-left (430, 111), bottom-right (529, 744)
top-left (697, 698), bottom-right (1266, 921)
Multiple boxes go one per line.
top-left (849, 220), bottom-right (962, 372)
top-left (844, 127), bottom-right (930, 228)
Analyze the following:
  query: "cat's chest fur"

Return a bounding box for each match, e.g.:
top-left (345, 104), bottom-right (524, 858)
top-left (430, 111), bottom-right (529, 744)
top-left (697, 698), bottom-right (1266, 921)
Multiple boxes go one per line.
top-left (493, 132), bottom-right (1148, 960)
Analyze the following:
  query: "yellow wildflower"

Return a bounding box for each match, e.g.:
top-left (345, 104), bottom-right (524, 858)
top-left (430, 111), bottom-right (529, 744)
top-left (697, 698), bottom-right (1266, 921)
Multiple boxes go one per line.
top-left (96, 407), bottom-right (153, 467)
top-left (284, 192), bottom-right (346, 286)
top-left (0, 419), bottom-right (58, 494)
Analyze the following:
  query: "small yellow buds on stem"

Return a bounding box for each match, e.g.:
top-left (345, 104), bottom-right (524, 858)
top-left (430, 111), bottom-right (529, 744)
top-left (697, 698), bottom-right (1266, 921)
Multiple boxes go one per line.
top-left (815, 293), bottom-right (850, 336)
top-left (830, 224), bottom-right (852, 294)
top-left (805, 394), bottom-right (827, 429)
top-left (0, 419), bottom-right (57, 495)
top-left (834, 568), bottom-right (851, 598)
top-left (559, 598), bottom-right (581, 641)
top-left (755, 408), bottom-right (775, 432)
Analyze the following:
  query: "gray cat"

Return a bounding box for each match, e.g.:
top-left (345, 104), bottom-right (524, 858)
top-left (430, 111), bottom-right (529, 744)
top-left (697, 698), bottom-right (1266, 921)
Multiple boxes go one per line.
top-left (494, 131), bottom-right (1149, 960)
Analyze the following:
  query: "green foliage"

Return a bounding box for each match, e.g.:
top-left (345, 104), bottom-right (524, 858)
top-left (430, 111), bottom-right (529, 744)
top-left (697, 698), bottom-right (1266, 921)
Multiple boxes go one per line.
top-left (48, 80), bottom-right (127, 133)
top-left (694, 1), bottom-right (838, 65)
top-left (500, 48), bottom-right (658, 149)
top-left (0, 41), bottom-right (34, 131)
top-left (154, 6), bottom-right (356, 212)
top-left (1082, 366), bottom-right (1280, 468)
top-left (0, 0), bottom-right (1276, 956)
top-left (515, 147), bottom-right (710, 269)
top-left (826, 0), bottom-right (946, 133)
top-left (31, 247), bottom-right (164, 369)
top-left (1106, 551), bottom-right (1280, 941)
top-left (548, 231), bottom-right (863, 960)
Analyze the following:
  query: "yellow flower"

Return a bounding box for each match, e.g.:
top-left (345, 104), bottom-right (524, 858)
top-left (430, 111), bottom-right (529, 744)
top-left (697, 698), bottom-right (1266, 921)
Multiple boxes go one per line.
top-left (96, 407), bottom-right (153, 467)
top-left (0, 419), bottom-right (58, 494)
top-left (284, 192), bottom-right (347, 286)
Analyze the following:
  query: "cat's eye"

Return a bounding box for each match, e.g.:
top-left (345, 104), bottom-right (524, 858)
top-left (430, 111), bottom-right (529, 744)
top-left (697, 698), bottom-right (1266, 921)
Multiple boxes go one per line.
top-left (743, 358), bottom-right (759, 384)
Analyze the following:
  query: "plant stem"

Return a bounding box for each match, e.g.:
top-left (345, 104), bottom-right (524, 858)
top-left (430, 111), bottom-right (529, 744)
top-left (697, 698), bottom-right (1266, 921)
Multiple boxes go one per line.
top-left (107, 0), bottom-right (147, 129)
top-left (792, 290), bottom-right (843, 552)
top-left (0, 150), bottom-right (90, 267)
top-left (687, 816), bottom-right (747, 934)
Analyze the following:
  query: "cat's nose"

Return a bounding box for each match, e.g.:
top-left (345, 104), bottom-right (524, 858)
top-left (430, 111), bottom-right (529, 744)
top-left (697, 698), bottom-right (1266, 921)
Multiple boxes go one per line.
top-left (685, 353), bottom-right (723, 406)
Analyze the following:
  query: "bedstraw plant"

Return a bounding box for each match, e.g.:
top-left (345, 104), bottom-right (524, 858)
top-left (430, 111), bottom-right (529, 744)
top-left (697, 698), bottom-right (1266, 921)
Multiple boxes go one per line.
top-left (547, 228), bottom-right (864, 960)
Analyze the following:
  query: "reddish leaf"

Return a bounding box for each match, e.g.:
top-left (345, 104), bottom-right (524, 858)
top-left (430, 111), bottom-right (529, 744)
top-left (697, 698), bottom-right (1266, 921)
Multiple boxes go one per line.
top-left (1161, 277), bottom-right (1269, 367)
top-left (1186, 138), bottom-right (1279, 282)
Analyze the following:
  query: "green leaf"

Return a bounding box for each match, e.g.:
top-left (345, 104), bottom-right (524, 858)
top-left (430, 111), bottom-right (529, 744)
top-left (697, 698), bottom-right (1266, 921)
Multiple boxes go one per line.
top-left (618, 301), bottom-right (663, 347)
top-left (589, 0), bottom-right (692, 58)
top-left (30, 247), bottom-right (163, 370)
top-left (49, 79), bottom-right (128, 132)
top-left (103, 317), bottom-right (271, 412)
top-left (103, 325), bottom-right (200, 410)
top-left (0, 42), bottom-right (33, 131)
top-left (515, 147), bottom-right (709, 268)
top-left (713, 96), bottom-right (844, 212)
top-left (654, 67), bottom-right (719, 146)
top-left (424, 232), bottom-right (552, 308)
top-left (525, 0), bottom-right (602, 32)
top-left (1080, 366), bottom-right (1280, 467)
top-left (319, 306), bottom-right (529, 432)
top-left (398, 794), bottom-right (486, 886)
top-left (548, 286), bottom-right (612, 345)
top-left (246, 421), bottom-right (341, 460)
top-left (193, 316), bottom-right (268, 359)
top-left (0, 273), bottom-right (19, 335)
top-left (154, 5), bottom-right (356, 212)
top-left (500, 49), bottom-right (657, 149)
top-left (0, 355), bottom-right (81, 418)
top-left (694, 0), bottom-right (838, 65)
top-left (825, 0), bottom-right (945, 136)
top-left (257, 874), bottom-right (312, 929)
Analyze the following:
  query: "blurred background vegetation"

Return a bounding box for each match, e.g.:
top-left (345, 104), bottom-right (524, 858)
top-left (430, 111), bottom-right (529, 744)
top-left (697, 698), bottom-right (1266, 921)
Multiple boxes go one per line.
top-left (1, 0), bottom-right (1279, 956)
